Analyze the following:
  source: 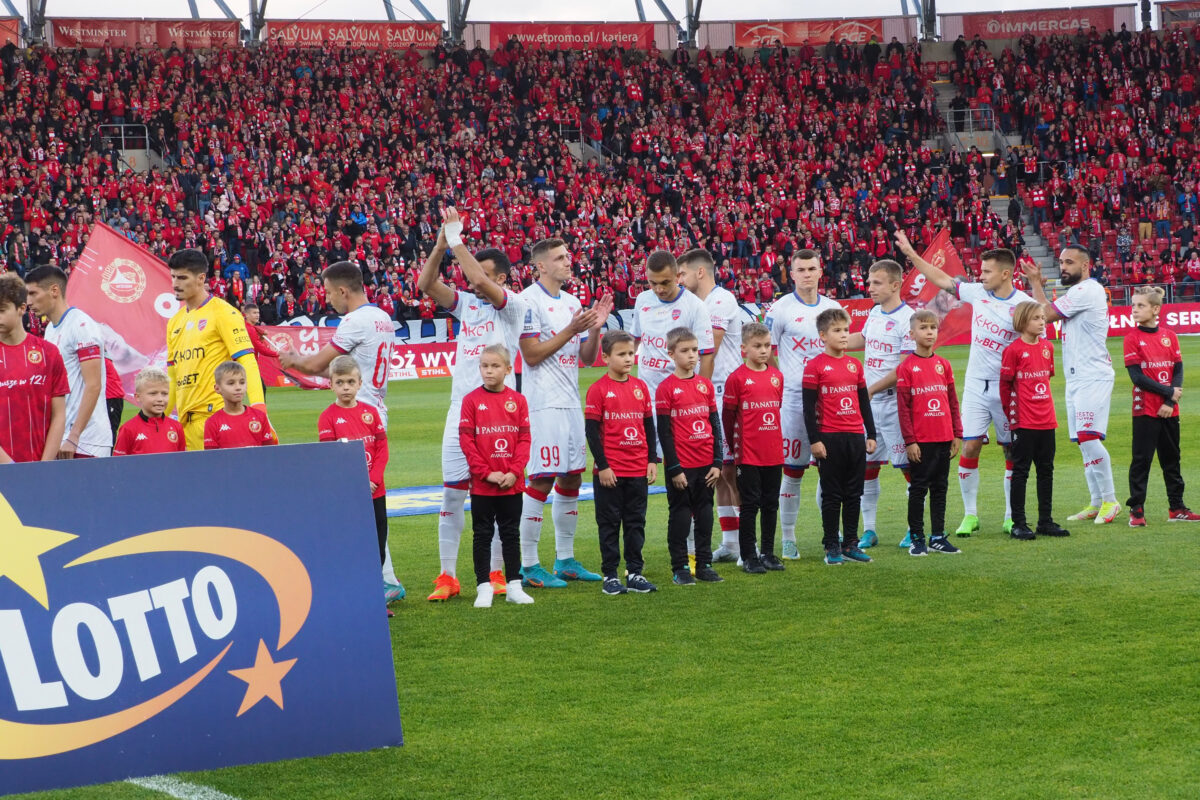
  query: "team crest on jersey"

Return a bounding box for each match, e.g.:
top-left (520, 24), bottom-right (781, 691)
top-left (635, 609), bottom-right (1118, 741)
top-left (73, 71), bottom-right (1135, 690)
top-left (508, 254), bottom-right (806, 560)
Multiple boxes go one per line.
top-left (633, 388), bottom-right (644, 400)
top-left (885, 320), bottom-right (896, 331)
top-left (167, 429), bottom-right (179, 442)
top-left (1162, 337), bottom-right (1170, 346)
top-left (848, 362), bottom-right (857, 372)
top-left (505, 400), bottom-right (517, 413)
top-left (770, 375), bottom-right (781, 387)
top-left (671, 309), bottom-right (681, 321)
top-left (1042, 347), bottom-right (1050, 359)
top-left (198, 320), bottom-right (208, 331)
top-left (27, 349), bottom-right (42, 364)
top-left (698, 383), bottom-right (708, 394)
top-left (249, 419), bottom-right (262, 433)
top-left (100, 257), bottom-right (147, 304)
top-left (362, 412), bottom-right (374, 426)
top-left (935, 363), bottom-right (944, 374)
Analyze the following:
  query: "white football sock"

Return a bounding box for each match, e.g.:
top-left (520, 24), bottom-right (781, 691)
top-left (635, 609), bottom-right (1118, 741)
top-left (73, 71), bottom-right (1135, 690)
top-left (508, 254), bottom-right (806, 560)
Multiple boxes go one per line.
top-left (506, 580), bottom-right (535, 604)
top-left (552, 486), bottom-right (580, 560)
top-left (862, 475), bottom-right (880, 530)
top-left (519, 489), bottom-right (547, 567)
top-left (687, 521), bottom-right (696, 556)
top-left (382, 540), bottom-right (399, 585)
top-left (437, 487), bottom-right (468, 577)
top-left (958, 457), bottom-right (980, 517)
top-left (1003, 460), bottom-right (1014, 520)
top-left (717, 505), bottom-right (740, 547)
top-left (1080, 439), bottom-right (1117, 503)
top-left (474, 583), bottom-right (493, 608)
top-left (780, 473), bottom-right (803, 541)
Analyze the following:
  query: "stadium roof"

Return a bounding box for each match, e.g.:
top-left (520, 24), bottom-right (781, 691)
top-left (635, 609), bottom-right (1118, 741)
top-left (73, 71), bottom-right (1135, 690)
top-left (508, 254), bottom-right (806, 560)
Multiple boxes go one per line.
top-left (6, 0), bottom-right (1140, 27)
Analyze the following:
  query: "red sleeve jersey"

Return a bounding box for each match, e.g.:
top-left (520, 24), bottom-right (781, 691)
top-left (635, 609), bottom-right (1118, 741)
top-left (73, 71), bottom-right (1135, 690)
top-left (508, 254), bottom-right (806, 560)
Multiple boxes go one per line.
top-left (1124, 326), bottom-right (1182, 418)
top-left (318, 401), bottom-right (389, 498)
top-left (895, 353), bottom-right (963, 445)
top-left (104, 358), bottom-right (124, 400)
top-left (722, 364), bottom-right (784, 466)
top-left (655, 373), bottom-right (718, 470)
top-left (584, 373), bottom-right (653, 478)
top-left (0, 335), bottom-right (70, 462)
top-left (247, 324), bottom-right (280, 359)
top-left (458, 386), bottom-right (531, 496)
top-left (999, 338), bottom-right (1057, 430)
top-left (802, 353), bottom-right (867, 434)
top-left (114, 413), bottom-right (186, 456)
top-left (203, 406), bottom-right (278, 449)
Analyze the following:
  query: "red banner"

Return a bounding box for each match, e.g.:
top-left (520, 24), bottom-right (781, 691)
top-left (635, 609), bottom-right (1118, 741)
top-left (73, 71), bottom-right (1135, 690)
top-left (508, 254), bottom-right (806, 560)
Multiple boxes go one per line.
top-left (899, 230), bottom-right (973, 347)
top-left (489, 22), bottom-right (654, 50)
top-left (66, 223), bottom-right (177, 403)
top-left (961, 6), bottom-right (1119, 39)
top-left (49, 19), bottom-right (239, 48)
top-left (1160, 1), bottom-right (1200, 27)
top-left (0, 17), bottom-right (19, 45)
top-left (1046, 302), bottom-right (1200, 339)
top-left (264, 21), bottom-right (442, 49)
top-left (734, 19), bottom-right (884, 47)
top-left (258, 327), bottom-right (459, 388)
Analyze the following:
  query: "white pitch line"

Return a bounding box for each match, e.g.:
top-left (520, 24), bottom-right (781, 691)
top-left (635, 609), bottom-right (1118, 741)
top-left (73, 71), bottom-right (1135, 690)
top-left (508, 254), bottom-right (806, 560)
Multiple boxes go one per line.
top-left (127, 775), bottom-right (244, 800)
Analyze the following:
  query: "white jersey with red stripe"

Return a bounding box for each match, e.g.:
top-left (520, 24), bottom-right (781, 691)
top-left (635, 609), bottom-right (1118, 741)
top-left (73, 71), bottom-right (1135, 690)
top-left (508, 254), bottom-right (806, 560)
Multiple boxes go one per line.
top-left (955, 281), bottom-right (1031, 382)
top-left (448, 288), bottom-right (525, 404)
top-left (44, 306), bottom-right (112, 455)
top-left (764, 291), bottom-right (842, 398)
top-left (330, 302), bottom-right (395, 427)
top-left (862, 302), bottom-right (916, 385)
top-left (631, 287), bottom-right (715, 399)
top-left (518, 281), bottom-right (585, 410)
top-left (703, 285), bottom-right (743, 389)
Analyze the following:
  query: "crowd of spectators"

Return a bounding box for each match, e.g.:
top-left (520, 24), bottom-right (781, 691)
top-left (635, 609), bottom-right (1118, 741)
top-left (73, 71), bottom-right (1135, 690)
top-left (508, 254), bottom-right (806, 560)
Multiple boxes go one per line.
top-left (947, 24), bottom-right (1200, 295)
top-left (4, 24), bottom-right (1197, 324)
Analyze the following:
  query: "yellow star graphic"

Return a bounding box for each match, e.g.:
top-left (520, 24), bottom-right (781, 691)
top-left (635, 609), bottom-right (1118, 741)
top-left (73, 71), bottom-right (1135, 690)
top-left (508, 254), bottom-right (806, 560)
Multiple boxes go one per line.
top-left (228, 639), bottom-right (298, 717)
top-left (0, 492), bottom-right (77, 609)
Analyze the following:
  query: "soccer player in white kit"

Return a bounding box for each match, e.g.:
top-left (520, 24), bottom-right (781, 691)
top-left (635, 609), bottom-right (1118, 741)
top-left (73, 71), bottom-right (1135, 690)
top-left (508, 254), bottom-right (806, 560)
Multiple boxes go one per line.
top-left (631, 250), bottom-right (716, 431)
top-left (1023, 245), bottom-right (1122, 524)
top-left (516, 238), bottom-right (612, 587)
top-left (418, 208), bottom-right (526, 602)
top-left (763, 250), bottom-right (842, 558)
top-left (896, 232), bottom-right (1029, 536)
top-left (677, 248), bottom-right (745, 561)
top-left (279, 260), bottom-right (403, 600)
top-left (846, 260), bottom-right (915, 548)
top-left (24, 266), bottom-right (112, 458)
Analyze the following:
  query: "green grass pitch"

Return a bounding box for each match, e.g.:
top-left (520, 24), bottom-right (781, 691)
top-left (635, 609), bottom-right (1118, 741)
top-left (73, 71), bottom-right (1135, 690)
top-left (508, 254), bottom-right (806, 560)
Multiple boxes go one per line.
top-left (17, 339), bottom-right (1200, 800)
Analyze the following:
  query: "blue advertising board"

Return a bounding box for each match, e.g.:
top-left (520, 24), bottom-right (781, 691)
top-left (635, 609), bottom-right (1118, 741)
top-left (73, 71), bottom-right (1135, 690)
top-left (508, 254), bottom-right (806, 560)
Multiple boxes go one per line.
top-left (0, 443), bottom-right (403, 795)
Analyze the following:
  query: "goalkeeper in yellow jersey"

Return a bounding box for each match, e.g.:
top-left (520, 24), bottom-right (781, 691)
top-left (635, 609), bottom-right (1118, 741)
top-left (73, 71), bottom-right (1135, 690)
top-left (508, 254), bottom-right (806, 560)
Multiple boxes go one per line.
top-left (166, 249), bottom-right (271, 450)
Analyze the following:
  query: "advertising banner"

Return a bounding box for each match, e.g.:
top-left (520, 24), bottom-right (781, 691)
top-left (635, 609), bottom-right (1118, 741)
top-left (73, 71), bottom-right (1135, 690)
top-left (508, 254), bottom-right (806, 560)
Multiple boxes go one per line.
top-left (734, 19), bottom-right (884, 47)
top-left (0, 444), bottom-right (403, 794)
top-left (257, 327), bottom-right (460, 388)
top-left (960, 6), bottom-right (1119, 39)
top-left (66, 223), bottom-right (176, 404)
top-left (49, 19), bottom-right (240, 48)
top-left (1046, 301), bottom-right (1200, 339)
top-left (899, 230), bottom-right (973, 347)
top-left (488, 22), bottom-right (655, 50)
top-left (264, 20), bottom-right (443, 49)
top-left (1160, 1), bottom-right (1200, 26)
top-left (0, 17), bottom-right (19, 45)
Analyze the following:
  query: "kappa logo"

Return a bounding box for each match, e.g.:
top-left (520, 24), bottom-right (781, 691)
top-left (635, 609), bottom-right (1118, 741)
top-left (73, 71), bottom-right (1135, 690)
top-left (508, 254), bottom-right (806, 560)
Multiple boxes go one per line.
top-left (824, 365), bottom-right (833, 372)
top-left (913, 365), bottom-right (921, 372)
top-left (1021, 351), bottom-right (1030, 359)
top-left (219, 424), bottom-right (232, 432)
top-left (336, 418), bottom-right (347, 425)
top-left (745, 378), bottom-right (755, 385)
top-left (135, 433), bottom-right (148, 441)
top-left (674, 388), bottom-right (683, 395)
top-left (0, 491), bottom-right (312, 758)
top-left (478, 404), bottom-right (488, 411)
top-left (606, 392), bottom-right (616, 398)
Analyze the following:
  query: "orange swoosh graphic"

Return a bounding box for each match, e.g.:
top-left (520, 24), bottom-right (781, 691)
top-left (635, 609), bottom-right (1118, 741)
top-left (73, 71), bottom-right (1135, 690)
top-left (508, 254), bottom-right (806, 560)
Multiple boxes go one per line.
top-left (65, 527), bottom-right (312, 649)
top-left (0, 643), bottom-right (231, 760)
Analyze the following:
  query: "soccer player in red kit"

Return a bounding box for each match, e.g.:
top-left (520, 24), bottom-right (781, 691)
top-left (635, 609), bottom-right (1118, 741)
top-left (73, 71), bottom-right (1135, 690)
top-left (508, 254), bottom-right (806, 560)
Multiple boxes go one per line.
top-left (114, 367), bottom-right (185, 456)
top-left (203, 361), bottom-right (277, 449)
top-left (656, 327), bottom-right (724, 586)
top-left (896, 310), bottom-right (963, 556)
top-left (584, 330), bottom-right (659, 596)
top-left (722, 322), bottom-right (785, 573)
top-left (459, 344), bottom-right (535, 608)
top-left (1124, 287), bottom-right (1199, 525)
top-left (802, 308), bottom-right (877, 565)
top-left (1000, 303), bottom-right (1069, 541)
top-left (318, 356), bottom-right (392, 597)
top-left (0, 273), bottom-right (67, 463)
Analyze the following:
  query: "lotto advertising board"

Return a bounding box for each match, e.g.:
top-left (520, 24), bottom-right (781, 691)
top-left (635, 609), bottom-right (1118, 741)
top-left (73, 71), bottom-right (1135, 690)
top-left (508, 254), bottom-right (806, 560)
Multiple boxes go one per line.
top-left (0, 444), bottom-right (403, 794)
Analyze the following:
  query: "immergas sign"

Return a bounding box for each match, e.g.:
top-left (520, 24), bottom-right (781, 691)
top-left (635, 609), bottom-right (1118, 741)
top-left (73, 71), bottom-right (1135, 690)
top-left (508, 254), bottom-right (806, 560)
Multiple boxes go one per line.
top-left (961, 6), bottom-right (1118, 39)
top-left (0, 444), bottom-right (402, 795)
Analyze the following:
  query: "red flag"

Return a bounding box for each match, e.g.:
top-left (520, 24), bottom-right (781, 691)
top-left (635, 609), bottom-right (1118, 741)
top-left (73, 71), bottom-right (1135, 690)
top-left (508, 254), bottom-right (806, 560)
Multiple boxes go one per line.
top-left (66, 223), bottom-right (178, 403)
top-left (900, 230), bottom-right (973, 347)
top-left (257, 326), bottom-right (334, 390)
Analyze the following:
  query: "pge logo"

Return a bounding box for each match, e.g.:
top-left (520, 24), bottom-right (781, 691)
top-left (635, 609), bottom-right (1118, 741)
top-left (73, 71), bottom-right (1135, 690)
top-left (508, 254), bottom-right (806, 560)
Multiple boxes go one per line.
top-left (0, 492), bottom-right (312, 758)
